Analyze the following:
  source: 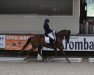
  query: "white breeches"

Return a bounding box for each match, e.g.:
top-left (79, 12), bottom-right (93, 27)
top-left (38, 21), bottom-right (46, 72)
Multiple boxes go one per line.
top-left (48, 32), bottom-right (55, 40)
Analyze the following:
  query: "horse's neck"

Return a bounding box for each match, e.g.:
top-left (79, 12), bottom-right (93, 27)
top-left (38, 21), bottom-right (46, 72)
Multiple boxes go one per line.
top-left (56, 32), bottom-right (64, 41)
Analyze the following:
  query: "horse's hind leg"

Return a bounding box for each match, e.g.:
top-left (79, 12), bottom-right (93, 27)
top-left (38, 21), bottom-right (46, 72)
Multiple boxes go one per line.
top-left (24, 48), bottom-right (35, 61)
top-left (38, 46), bottom-right (45, 60)
top-left (24, 50), bottom-right (31, 61)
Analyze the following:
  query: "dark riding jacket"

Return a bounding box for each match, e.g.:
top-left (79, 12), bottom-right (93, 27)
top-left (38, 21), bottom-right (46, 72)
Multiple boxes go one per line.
top-left (44, 22), bottom-right (53, 36)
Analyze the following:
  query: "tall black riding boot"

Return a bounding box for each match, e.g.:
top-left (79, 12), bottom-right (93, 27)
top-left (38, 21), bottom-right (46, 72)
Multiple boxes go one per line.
top-left (50, 39), bottom-right (54, 48)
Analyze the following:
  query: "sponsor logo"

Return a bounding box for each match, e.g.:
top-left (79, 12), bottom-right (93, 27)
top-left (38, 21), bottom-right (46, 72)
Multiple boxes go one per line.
top-left (63, 36), bottom-right (94, 51)
top-left (0, 35), bottom-right (5, 48)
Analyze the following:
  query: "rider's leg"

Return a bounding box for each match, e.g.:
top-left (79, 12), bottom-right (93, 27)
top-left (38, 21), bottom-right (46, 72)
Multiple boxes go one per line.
top-left (48, 33), bottom-right (55, 48)
top-left (48, 32), bottom-right (54, 40)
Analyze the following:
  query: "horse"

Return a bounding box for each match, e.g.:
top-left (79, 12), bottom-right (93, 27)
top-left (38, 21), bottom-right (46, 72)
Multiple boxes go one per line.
top-left (19, 30), bottom-right (71, 62)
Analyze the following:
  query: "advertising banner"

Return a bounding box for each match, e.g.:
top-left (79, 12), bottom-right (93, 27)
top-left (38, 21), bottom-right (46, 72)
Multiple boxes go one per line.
top-left (0, 35), bottom-right (5, 48)
top-left (63, 36), bottom-right (94, 51)
top-left (4, 35), bottom-right (94, 51)
top-left (5, 35), bottom-right (34, 50)
top-left (43, 36), bottom-right (94, 51)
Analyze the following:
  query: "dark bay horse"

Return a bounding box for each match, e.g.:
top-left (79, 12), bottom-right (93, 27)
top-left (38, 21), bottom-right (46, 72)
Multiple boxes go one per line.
top-left (19, 30), bottom-right (71, 62)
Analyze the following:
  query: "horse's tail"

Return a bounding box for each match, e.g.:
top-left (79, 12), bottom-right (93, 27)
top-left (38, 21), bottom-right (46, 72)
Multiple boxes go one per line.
top-left (19, 37), bottom-right (32, 54)
top-left (22, 37), bottom-right (32, 50)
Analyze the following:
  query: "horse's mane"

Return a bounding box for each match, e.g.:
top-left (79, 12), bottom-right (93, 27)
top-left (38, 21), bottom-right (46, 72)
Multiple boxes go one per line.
top-left (57, 30), bottom-right (66, 35)
top-left (57, 30), bottom-right (70, 34)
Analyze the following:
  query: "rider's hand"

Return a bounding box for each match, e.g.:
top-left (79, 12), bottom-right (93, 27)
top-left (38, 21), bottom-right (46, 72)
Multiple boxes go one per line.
top-left (53, 31), bottom-right (55, 33)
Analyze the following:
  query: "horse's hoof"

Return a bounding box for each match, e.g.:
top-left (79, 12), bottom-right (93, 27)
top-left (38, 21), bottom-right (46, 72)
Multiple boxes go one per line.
top-left (47, 60), bottom-right (51, 63)
top-left (47, 57), bottom-right (50, 61)
top-left (42, 58), bottom-right (49, 62)
top-left (42, 59), bottom-right (46, 62)
top-left (42, 57), bottom-right (47, 62)
top-left (23, 58), bottom-right (27, 61)
top-left (45, 58), bottom-right (51, 62)
top-left (68, 60), bottom-right (70, 63)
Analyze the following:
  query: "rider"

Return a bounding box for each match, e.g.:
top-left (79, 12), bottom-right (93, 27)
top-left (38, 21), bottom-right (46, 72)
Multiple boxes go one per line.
top-left (43, 19), bottom-right (55, 47)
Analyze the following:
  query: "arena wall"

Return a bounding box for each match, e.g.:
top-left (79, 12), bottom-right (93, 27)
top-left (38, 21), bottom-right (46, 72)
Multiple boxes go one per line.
top-left (0, 0), bottom-right (80, 34)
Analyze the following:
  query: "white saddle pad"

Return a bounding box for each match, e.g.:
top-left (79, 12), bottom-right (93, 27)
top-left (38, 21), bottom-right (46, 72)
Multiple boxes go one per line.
top-left (44, 36), bottom-right (50, 43)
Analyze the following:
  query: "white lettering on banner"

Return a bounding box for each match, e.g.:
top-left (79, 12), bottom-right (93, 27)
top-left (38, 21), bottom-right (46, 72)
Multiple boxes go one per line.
top-left (63, 36), bottom-right (94, 51)
top-left (0, 35), bottom-right (5, 48)
top-left (6, 36), bottom-right (29, 40)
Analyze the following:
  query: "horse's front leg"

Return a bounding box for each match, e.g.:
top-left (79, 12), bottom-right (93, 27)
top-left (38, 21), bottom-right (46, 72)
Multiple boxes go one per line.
top-left (58, 46), bottom-right (70, 62)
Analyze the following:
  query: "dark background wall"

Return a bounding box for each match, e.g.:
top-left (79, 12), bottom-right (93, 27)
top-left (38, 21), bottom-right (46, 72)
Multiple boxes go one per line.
top-left (0, 0), bottom-right (73, 15)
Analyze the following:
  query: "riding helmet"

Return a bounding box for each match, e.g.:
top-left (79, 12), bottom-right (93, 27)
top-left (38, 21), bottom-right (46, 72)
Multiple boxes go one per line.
top-left (45, 19), bottom-right (50, 22)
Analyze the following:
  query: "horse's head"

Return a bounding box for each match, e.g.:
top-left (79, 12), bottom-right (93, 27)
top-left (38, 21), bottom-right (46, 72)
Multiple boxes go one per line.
top-left (64, 30), bottom-right (71, 43)
top-left (57, 30), bottom-right (71, 43)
